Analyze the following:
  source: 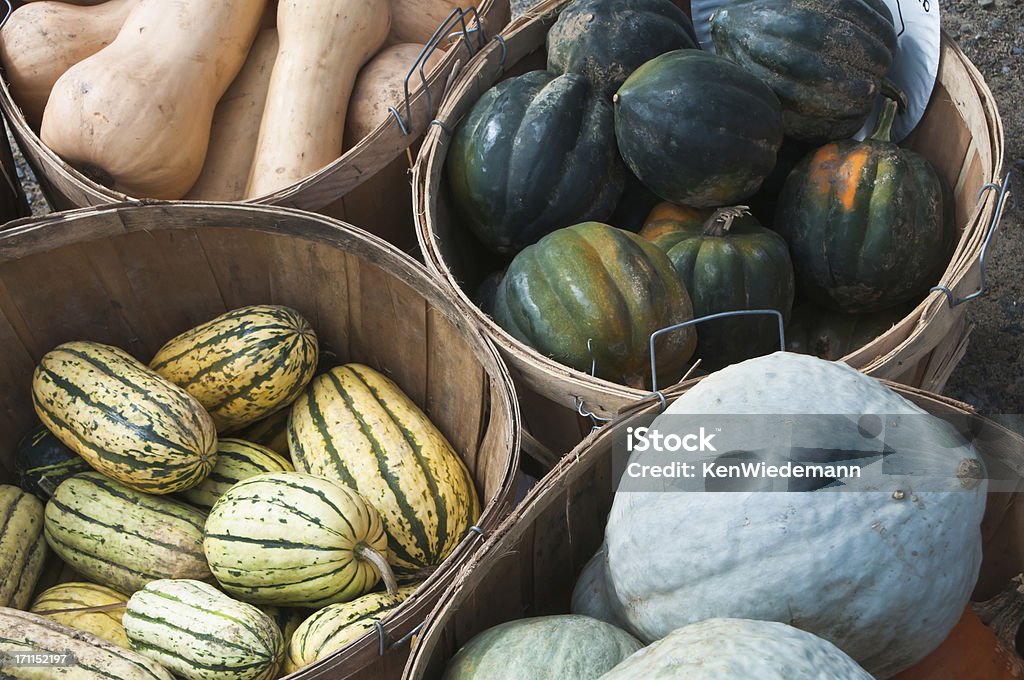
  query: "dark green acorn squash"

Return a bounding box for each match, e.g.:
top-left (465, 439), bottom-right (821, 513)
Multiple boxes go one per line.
top-left (613, 50), bottom-right (782, 207)
top-left (785, 301), bottom-right (913, 361)
top-left (446, 70), bottom-right (624, 255)
top-left (710, 0), bottom-right (898, 142)
top-left (493, 222), bottom-right (696, 388)
top-left (640, 204), bottom-right (795, 369)
top-left (15, 423), bottom-right (92, 500)
top-left (547, 0), bottom-right (700, 100)
top-left (774, 98), bottom-right (955, 313)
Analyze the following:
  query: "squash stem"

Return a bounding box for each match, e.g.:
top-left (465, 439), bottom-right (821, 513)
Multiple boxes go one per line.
top-left (702, 206), bottom-right (750, 237)
top-left (974, 574), bottom-right (1024, 652)
top-left (356, 543), bottom-right (399, 596)
top-left (870, 98), bottom-right (899, 143)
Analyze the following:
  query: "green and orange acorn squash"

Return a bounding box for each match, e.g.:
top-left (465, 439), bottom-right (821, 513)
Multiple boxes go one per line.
top-left (493, 222), bottom-right (696, 388)
top-left (640, 204), bottom-right (794, 369)
top-left (786, 301), bottom-right (912, 361)
top-left (710, 0), bottom-right (898, 142)
top-left (613, 50), bottom-right (782, 207)
top-left (447, 70), bottom-right (624, 255)
top-left (775, 97), bottom-right (955, 313)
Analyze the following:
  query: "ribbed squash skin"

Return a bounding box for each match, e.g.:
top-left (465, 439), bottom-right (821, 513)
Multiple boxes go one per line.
top-left (178, 438), bottom-right (293, 509)
top-left (44, 472), bottom-right (212, 594)
top-left (229, 408), bottom-right (290, 455)
top-left (547, 0), bottom-right (699, 100)
top-left (15, 423), bottom-right (92, 500)
top-left (775, 102), bottom-right (955, 313)
top-left (289, 364), bottom-right (480, 575)
top-left (441, 615), bottom-right (644, 680)
top-left (493, 222), bottom-right (697, 388)
top-left (785, 301), bottom-right (911, 361)
top-left (447, 70), bottom-right (624, 255)
top-left (285, 586), bottom-right (414, 674)
top-left (150, 305), bottom-right (318, 432)
top-left (710, 0), bottom-right (897, 142)
top-left (204, 471), bottom-right (391, 607)
top-left (640, 205), bottom-right (795, 369)
top-left (31, 582), bottom-right (130, 648)
top-left (32, 340), bottom-right (218, 494)
top-left (0, 484), bottom-right (47, 609)
top-left (613, 50), bottom-right (783, 207)
top-left (124, 579), bottom-right (284, 680)
top-left (0, 607), bottom-right (174, 679)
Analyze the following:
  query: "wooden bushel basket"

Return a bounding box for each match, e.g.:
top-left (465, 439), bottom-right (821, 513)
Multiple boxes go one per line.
top-left (413, 0), bottom-right (1008, 461)
top-left (403, 380), bottom-right (1024, 679)
top-left (0, 202), bottom-right (520, 679)
top-left (0, 2), bottom-right (511, 252)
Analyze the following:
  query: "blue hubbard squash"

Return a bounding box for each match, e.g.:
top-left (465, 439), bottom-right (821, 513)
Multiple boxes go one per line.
top-left (446, 70), bottom-right (624, 255)
top-left (774, 97), bottom-right (955, 313)
top-left (547, 0), bottom-right (699, 100)
top-left (640, 204), bottom-right (794, 370)
top-left (613, 50), bottom-right (782, 208)
top-left (493, 222), bottom-right (696, 389)
top-left (710, 0), bottom-right (898, 142)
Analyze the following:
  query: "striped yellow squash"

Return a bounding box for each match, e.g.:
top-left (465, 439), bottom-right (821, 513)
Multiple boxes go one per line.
top-left (124, 579), bottom-right (284, 680)
top-left (0, 484), bottom-right (47, 609)
top-left (204, 471), bottom-right (396, 608)
top-left (229, 408), bottom-right (290, 455)
top-left (44, 472), bottom-right (212, 594)
top-left (288, 364), bottom-right (481, 574)
top-left (31, 582), bottom-right (130, 648)
top-left (285, 586), bottom-right (415, 674)
top-left (150, 305), bottom-right (318, 432)
top-left (0, 607), bottom-right (174, 679)
top-left (178, 438), bottom-right (293, 509)
top-left (32, 340), bottom-right (218, 494)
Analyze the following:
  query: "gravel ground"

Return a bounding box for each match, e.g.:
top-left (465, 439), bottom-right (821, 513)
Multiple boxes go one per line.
top-left (8, 0), bottom-right (1024, 415)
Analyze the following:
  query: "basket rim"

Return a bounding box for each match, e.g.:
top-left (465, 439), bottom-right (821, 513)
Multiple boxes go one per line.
top-left (412, 2), bottom-right (1007, 418)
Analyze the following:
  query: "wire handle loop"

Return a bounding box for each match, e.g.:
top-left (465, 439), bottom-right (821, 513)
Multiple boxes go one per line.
top-left (930, 172), bottom-right (1014, 308)
top-left (649, 309), bottom-right (786, 393)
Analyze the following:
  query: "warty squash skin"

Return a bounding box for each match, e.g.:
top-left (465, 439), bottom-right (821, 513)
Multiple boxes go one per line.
top-left (186, 29), bottom-right (278, 201)
top-left (40, 0), bottom-right (267, 199)
top-left (246, 0), bottom-right (391, 198)
top-left (599, 618), bottom-right (874, 679)
top-left (604, 352), bottom-right (988, 678)
top-left (0, 0), bottom-right (138, 128)
top-left (441, 615), bottom-right (643, 680)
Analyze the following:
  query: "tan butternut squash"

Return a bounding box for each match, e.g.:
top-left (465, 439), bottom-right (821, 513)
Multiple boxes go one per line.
top-left (245, 0), bottom-right (391, 198)
top-left (388, 0), bottom-right (468, 44)
top-left (345, 42), bottom-right (446, 147)
top-left (0, 0), bottom-right (138, 128)
top-left (186, 29), bottom-right (278, 201)
top-left (40, 0), bottom-right (267, 199)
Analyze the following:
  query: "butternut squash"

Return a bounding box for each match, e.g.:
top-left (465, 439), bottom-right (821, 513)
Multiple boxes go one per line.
top-left (0, 0), bottom-right (138, 128)
top-left (40, 0), bottom-right (267, 199)
top-left (245, 0), bottom-right (391, 198)
top-left (345, 42), bottom-right (446, 147)
top-left (388, 0), bottom-right (469, 44)
top-left (186, 29), bottom-right (278, 201)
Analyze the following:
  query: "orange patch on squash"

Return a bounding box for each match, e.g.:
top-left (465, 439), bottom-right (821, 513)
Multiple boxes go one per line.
top-left (836, 147), bottom-right (871, 211)
top-left (807, 144), bottom-right (841, 197)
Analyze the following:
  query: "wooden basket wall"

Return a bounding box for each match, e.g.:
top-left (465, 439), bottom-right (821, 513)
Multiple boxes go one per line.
top-left (0, 202), bottom-right (520, 680)
top-left (404, 381), bottom-right (1024, 679)
top-left (0, 1), bottom-right (511, 253)
top-left (413, 0), bottom-right (1007, 460)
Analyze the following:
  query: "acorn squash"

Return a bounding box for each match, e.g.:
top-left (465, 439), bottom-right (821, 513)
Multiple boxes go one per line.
top-left (785, 301), bottom-right (912, 361)
top-left (447, 71), bottom-right (624, 255)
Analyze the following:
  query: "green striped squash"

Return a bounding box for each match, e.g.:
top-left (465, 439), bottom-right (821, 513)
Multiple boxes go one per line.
top-left (124, 579), bottom-right (284, 680)
top-left (0, 484), bottom-right (48, 609)
top-left (15, 423), bottom-right (92, 500)
top-left (0, 607), bottom-right (174, 679)
top-left (178, 439), bottom-right (294, 509)
top-left (44, 472), bottom-right (212, 595)
top-left (288, 364), bottom-right (481, 575)
top-left (150, 305), bottom-right (319, 432)
top-left (204, 471), bottom-right (396, 608)
top-left (228, 409), bottom-right (290, 455)
top-left (32, 340), bottom-right (218, 495)
top-left (284, 586), bottom-right (415, 675)
top-left (31, 582), bottom-right (130, 648)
